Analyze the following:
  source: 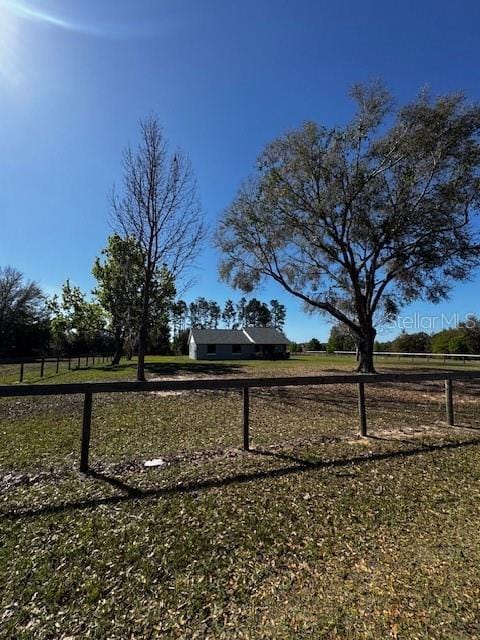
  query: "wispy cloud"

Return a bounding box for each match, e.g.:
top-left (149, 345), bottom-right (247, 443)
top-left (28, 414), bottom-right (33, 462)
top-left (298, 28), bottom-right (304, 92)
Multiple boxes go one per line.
top-left (2, 0), bottom-right (164, 38)
top-left (4, 0), bottom-right (73, 29)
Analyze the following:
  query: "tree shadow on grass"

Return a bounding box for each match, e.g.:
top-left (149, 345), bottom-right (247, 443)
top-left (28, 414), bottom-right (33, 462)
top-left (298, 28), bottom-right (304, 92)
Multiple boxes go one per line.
top-left (145, 361), bottom-right (244, 377)
top-left (91, 361), bottom-right (245, 377)
top-left (259, 380), bottom-right (480, 414)
top-left (3, 437), bottom-right (480, 522)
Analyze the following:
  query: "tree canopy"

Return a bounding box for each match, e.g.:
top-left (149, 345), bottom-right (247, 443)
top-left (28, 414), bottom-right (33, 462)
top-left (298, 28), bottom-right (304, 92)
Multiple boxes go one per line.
top-left (216, 83), bottom-right (480, 371)
top-left (390, 331), bottom-right (432, 353)
top-left (327, 324), bottom-right (357, 353)
top-left (48, 281), bottom-right (108, 355)
top-left (0, 266), bottom-right (49, 356)
top-left (92, 234), bottom-right (145, 364)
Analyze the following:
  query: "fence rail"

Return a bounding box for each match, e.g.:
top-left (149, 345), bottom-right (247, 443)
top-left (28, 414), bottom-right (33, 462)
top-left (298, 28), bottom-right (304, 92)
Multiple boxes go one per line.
top-left (0, 354), bottom-right (120, 382)
top-left (1, 370), bottom-right (480, 473)
top-left (332, 350), bottom-right (480, 361)
top-left (295, 351), bottom-right (480, 362)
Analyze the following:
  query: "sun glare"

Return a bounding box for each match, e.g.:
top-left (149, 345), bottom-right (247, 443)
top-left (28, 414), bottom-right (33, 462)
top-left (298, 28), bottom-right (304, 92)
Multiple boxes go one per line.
top-left (0, 0), bottom-right (80, 89)
top-left (0, 1), bottom-right (21, 88)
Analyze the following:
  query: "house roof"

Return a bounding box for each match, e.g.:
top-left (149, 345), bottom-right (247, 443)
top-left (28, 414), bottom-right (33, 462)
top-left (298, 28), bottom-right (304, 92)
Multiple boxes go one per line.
top-left (243, 327), bottom-right (290, 345)
top-left (190, 327), bottom-right (290, 345)
top-left (190, 329), bottom-right (252, 344)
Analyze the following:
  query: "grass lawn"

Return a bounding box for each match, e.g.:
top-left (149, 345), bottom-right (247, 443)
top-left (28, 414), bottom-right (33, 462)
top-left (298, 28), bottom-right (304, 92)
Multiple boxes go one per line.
top-left (2, 352), bottom-right (480, 385)
top-left (1, 355), bottom-right (480, 638)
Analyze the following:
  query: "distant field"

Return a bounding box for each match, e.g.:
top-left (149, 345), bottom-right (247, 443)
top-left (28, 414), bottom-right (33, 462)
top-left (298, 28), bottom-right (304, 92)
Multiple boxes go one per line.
top-left (2, 352), bottom-right (480, 385)
top-left (1, 355), bottom-right (480, 637)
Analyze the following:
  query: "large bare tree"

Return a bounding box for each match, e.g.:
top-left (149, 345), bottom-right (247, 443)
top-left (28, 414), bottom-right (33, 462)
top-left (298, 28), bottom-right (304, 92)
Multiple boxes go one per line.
top-left (112, 116), bottom-right (205, 380)
top-left (216, 84), bottom-right (480, 372)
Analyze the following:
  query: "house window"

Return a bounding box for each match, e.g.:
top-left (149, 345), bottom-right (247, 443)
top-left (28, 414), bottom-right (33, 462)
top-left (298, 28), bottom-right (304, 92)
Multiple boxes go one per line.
top-left (232, 344), bottom-right (242, 354)
top-left (207, 344), bottom-right (216, 354)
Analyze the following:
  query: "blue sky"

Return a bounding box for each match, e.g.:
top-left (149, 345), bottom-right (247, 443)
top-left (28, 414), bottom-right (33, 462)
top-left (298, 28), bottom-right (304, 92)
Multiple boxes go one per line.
top-left (1, 0), bottom-right (479, 342)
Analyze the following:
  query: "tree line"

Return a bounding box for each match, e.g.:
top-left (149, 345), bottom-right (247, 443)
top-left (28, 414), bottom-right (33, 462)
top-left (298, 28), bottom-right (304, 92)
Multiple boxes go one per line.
top-left (375, 322), bottom-right (480, 355)
top-left (0, 258), bottom-right (173, 361)
top-left (0, 260), bottom-right (286, 360)
top-left (324, 319), bottom-right (480, 355)
top-left (171, 297), bottom-right (285, 332)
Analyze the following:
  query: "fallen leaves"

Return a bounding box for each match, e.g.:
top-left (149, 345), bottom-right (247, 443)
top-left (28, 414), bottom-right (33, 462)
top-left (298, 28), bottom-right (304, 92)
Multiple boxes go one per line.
top-left (1, 358), bottom-right (480, 637)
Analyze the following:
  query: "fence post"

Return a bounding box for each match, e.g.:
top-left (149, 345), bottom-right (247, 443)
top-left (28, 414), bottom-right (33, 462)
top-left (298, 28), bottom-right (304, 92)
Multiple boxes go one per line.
top-left (445, 379), bottom-right (454, 426)
top-left (243, 387), bottom-right (250, 451)
top-left (68, 358), bottom-right (71, 371)
top-left (92, 355), bottom-right (95, 365)
top-left (80, 390), bottom-right (93, 473)
top-left (358, 381), bottom-right (367, 436)
top-left (19, 361), bottom-right (24, 383)
top-left (77, 356), bottom-right (81, 369)
top-left (56, 356), bottom-right (60, 374)
top-left (40, 357), bottom-right (45, 378)
top-left (86, 355), bottom-right (89, 367)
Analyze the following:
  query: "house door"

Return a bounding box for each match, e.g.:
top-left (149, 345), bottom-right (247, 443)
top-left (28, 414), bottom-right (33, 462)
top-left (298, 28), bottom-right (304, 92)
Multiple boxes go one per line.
top-left (263, 345), bottom-right (274, 358)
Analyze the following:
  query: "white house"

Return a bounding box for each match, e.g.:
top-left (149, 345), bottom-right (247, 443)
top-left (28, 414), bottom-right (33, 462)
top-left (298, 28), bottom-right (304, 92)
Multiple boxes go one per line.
top-left (188, 327), bottom-right (290, 360)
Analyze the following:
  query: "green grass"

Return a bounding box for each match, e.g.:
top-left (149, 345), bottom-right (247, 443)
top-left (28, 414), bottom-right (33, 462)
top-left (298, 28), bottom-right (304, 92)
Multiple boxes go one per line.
top-left (2, 352), bottom-right (480, 386)
top-left (1, 356), bottom-right (480, 638)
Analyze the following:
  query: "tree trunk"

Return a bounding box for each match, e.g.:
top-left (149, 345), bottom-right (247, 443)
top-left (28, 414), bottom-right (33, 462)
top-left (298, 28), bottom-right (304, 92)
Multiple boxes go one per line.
top-left (356, 327), bottom-right (377, 373)
top-left (136, 286), bottom-right (151, 381)
top-left (136, 320), bottom-right (147, 381)
top-left (111, 326), bottom-right (123, 366)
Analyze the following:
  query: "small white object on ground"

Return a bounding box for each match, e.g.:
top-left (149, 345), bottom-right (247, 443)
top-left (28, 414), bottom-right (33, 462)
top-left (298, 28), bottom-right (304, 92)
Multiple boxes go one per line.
top-left (143, 458), bottom-right (166, 468)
